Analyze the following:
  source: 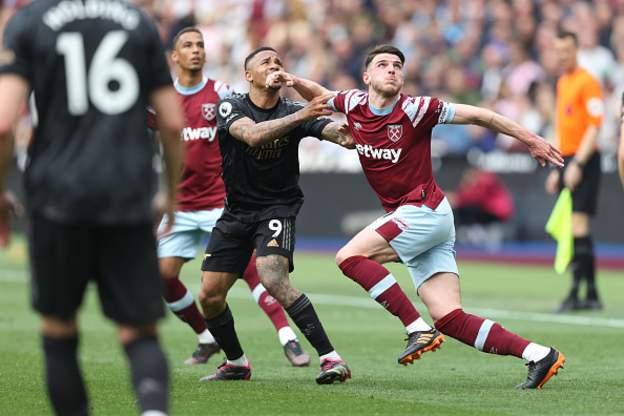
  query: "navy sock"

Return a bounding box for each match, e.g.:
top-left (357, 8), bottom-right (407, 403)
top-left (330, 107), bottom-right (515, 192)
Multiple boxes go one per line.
top-left (124, 336), bottom-right (169, 414)
top-left (205, 304), bottom-right (244, 361)
top-left (285, 294), bottom-right (334, 356)
top-left (42, 335), bottom-right (89, 416)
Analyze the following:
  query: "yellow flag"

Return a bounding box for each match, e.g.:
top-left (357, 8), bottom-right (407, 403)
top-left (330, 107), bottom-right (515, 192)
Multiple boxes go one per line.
top-left (545, 189), bottom-right (573, 274)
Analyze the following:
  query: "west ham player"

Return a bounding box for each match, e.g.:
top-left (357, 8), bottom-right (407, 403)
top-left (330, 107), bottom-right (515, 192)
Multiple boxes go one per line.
top-left (153, 27), bottom-right (309, 367)
top-left (0, 1), bottom-right (184, 415)
top-left (267, 44), bottom-right (567, 389)
top-left (198, 47), bottom-right (353, 384)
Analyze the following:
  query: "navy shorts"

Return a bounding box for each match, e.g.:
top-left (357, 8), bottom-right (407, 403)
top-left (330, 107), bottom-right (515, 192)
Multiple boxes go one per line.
top-left (202, 213), bottom-right (296, 275)
top-left (29, 215), bottom-right (164, 326)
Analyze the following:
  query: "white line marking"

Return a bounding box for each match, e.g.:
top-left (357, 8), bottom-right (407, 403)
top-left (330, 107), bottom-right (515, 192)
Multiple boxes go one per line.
top-left (228, 288), bottom-right (624, 329)
top-left (2, 271), bottom-right (623, 329)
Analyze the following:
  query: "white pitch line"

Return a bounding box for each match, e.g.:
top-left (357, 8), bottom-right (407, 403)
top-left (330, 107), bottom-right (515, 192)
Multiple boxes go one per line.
top-left (2, 272), bottom-right (623, 329)
top-left (0, 270), bottom-right (29, 282)
top-left (228, 288), bottom-right (624, 330)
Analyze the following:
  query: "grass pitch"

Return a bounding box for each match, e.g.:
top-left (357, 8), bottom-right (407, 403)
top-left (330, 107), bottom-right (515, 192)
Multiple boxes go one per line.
top-left (1, 238), bottom-right (623, 415)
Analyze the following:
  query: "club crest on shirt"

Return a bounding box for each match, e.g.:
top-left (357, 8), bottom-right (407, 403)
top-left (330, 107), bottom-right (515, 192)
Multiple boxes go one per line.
top-left (387, 124), bottom-right (403, 142)
top-left (202, 103), bottom-right (216, 121)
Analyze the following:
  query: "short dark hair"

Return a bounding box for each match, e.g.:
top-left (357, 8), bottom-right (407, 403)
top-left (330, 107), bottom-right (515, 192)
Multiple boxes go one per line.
top-left (363, 44), bottom-right (405, 70)
top-left (172, 27), bottom-right (202, 50)
top-left (556, 29), bottom-right (578, 46)
top-left (244, 46), bottom-right (278, 70)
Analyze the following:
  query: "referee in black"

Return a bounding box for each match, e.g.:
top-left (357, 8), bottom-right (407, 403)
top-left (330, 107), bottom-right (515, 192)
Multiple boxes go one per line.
top-left (0, 1), bottom-right (183, 415)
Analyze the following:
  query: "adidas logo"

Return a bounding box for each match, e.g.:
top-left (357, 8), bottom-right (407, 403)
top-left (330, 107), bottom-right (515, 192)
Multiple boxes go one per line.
top-left (267, 239), bottom-right (279, 247)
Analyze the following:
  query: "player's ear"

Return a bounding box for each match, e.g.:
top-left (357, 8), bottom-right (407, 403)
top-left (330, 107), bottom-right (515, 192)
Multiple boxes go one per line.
top-left (244, 69), bottom-right (253, 83)
top-left (362, 71), bottom-right (370, 86)
top-left (170, 50), bottom-right (178, 65)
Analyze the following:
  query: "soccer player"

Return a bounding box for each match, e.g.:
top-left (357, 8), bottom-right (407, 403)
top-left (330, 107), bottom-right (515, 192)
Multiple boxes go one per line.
top-left (266, 44), bottom-right (567, 389)
top-left (0, 1), bottom-right (184, 415)
top-left (197, 47), bottom-right (353, 384)
top-left (545, 31), bottom-right (604, 312)
top-left (152, 27), bottom-right (309, 367)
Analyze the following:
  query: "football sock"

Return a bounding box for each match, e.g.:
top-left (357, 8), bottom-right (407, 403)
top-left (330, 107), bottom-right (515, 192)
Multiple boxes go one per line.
top-left (197, 329), bottom-right (216, 345)
top-left (204, 304), bottom-right (245, 361)
top-left (226, 355), bottom-right (249, 367)
top-left (277, 327), bottom-right (298, 346)
top-left (521, 342), bottom-right (551, 362)
top-left (319, 351), bottom-right (341, 362)
top-left (339, 256), bottom-right (423, 328)
top-left (574, 236), bottom-right (598, 299)
top-left (405, 318), bottom-right (434, 333)
top-left (163, 277), bottom-right (207, 334)
top-left (435, 308), bottom-right (530, 358)
top-left (285, 294), bottom-right (334, 356)
top-left (124, 336), bottom-right (169, 415)
top-left (42, 335), bottom-right (88, 416)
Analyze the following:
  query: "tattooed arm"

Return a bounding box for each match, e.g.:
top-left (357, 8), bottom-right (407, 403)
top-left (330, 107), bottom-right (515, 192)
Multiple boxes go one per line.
top-left (229, 94), bottom-right (334, 147)
top-left (321, 122), bottom-right (355, 149)
top-left (229, 112), bottom-right (306, 148)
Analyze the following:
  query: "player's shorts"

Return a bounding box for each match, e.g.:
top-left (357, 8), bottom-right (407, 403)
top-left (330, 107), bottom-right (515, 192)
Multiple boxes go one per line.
top-left (371, 198), bottom-right (459, 292)
top-left (157, 208), bottom-right (223, 259)
top-left (202, 213), bottom-right (296, 275)
top-left (558, 152), bottom-right (601, 216)
top-left (29, 215), bottom-right (164, 326)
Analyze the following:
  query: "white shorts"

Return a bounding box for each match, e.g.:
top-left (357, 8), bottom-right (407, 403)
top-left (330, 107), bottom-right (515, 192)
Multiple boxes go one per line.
top-left (371, 198), bottom-right (459, 291)
top-left (157, 208), bottom-right (224, 259)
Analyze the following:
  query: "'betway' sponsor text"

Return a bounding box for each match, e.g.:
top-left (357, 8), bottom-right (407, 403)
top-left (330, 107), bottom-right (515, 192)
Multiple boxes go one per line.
top-left (182, 127), bottom-right (216, 142)
top-left (355, 144), bottom-right (402, 163)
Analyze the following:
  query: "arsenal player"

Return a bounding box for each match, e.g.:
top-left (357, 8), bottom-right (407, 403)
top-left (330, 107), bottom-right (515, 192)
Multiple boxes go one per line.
top-left (152, 28), bottom-right (309, 367)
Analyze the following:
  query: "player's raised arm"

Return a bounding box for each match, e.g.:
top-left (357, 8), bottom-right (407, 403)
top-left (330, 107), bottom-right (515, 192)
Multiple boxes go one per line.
top-left (266, 71), bottom-right (333, 101)
top-left (226, 94), bottom-right (333, 148)
top-left (450, 103), bottom-right (564, 168)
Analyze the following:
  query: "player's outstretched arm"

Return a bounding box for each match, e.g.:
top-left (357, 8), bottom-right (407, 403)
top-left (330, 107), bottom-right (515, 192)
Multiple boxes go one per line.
top-left (0, 75), bottom-right (29, 247)
top-left (150, 86), bottom-right (184, 232)
top-left (451, 103), bottom-right (564, 167)
top-left (321, 122), bottom-right (355, 149)
top-left (229, 94), bottom-right (334, 147)
top-left (266, 71), bottom-right (332, 101)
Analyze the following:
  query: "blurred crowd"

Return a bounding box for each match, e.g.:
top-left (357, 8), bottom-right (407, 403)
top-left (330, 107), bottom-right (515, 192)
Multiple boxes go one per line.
top-left (2, 0), bottom-right (624, 162)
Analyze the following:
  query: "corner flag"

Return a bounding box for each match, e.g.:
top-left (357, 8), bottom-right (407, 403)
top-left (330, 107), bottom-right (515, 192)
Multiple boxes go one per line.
top-left (545, 188), bottom-right (573, 274)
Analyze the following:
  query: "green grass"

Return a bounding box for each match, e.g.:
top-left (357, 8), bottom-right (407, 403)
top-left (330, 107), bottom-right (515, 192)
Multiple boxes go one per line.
top-left (1, 237), bottom-right (624, 415)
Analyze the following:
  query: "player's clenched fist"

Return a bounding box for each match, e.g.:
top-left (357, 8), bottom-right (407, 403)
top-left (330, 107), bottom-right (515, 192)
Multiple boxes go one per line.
top-left (265, 70), bottom-right (296, 89)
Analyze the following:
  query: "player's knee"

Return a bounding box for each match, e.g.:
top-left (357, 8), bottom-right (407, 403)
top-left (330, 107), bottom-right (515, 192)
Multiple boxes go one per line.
top-left (426, 298), bottom-right (462, 322)
top-left (41, 316), bottom-right (78, 338)
top-left (117, 324), bottom-right (157, 346)
top-left (197, 284), bottom-right (226, 308)
top-left (571, 216), bottom-right (589, 237)
top-left (335, 246), bottom-right (356, 266)
top-left (158, 257), bottom-right (184, 279)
